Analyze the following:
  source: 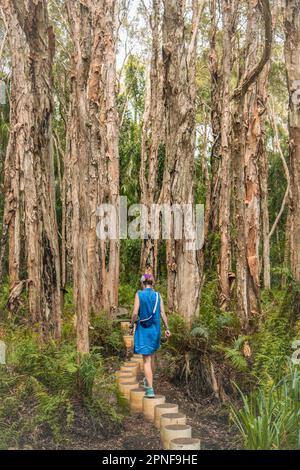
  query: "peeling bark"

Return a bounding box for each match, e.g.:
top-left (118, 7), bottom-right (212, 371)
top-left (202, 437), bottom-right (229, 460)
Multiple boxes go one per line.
top-left (140, 0), bottom-right (163, 277)
top-left (161, 0), bottom-right (201, 325)
top-left (284, 0), bottom-right (300, 283)
top-left (208, 0), bottom-right (221, 237)
top-left (2, 0), bottom-right (62, 339)
top-left (65, 0), bottom-right (119, 352)
top-left (218, 0), bottom-right (233, 310)
top-left (232, 0), bottom-right (272, 329)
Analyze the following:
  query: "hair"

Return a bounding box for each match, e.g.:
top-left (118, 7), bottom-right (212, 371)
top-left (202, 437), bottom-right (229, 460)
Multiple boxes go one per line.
top-left (142, 278), bottom-right (153, 287)
top-left (141, 273), bottom-right (154, 286)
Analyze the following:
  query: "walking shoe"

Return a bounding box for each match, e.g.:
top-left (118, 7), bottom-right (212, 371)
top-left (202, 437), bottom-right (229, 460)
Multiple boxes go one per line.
top-left (142, 377), bottom-right (149, 389)
top-left (145, 387), bottom-right (155, 398)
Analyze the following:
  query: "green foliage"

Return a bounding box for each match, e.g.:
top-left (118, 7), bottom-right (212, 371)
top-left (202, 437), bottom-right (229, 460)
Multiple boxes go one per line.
top-left (161, 313), bottom-right (189, 358)
top-left (231, 362), bottom-right (300, 450)
top-left (119, 240), bottom-right (141, 285)
top-left (0, 283), bottom-right (9, 318)
top-left (118, 281), bottom-right (137, 307)
top-left (90, 312), bottom-right (125, 357)
top-left (0, 324), bottom-right (125, 449)
top-left (119, 119), bottom-right (141, 204)
top-left (199, 277), bottom-right (240, 340)
top-left (214, 336), bottom-right (249, 372)
top-left (124, 54), bottom-right (145, 121)
top-left (252, 289), bottom-right (293, 383)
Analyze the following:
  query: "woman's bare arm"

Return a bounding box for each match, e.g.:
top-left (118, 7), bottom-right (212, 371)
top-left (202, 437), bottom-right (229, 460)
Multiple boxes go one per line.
top-left (129, 293), bottom-right (139, 334)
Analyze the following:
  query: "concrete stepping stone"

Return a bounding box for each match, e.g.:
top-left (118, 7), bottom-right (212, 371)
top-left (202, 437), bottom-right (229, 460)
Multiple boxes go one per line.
top-left (123, 335), bottom-right (134, 349)
top-left (160, 412), bottom-right (186, 429)
top-left (133, 354), bottom-right (143, 359)
top-left (115, 370), bottom-right (135, 379)
top-left (120, 363), bottom-right (138, 375)
top-left (170, 437), bottom-right (201, 450)
top-left (132, 355), bottom-right (144, 367)
top-left (120, 321), bottom-right (131, 332)
top-left (119, 381), bottom-right (139, 399)
top-left (130, 387), bottom-right (145, 413)
top-left (116, 374), bottom-right (136, 385)
top-left (126, 359), bottom-right (141, 372)
top-left (154, 403), bottom-right (179, 429)
top-left (161, 424), bottom-right (192, 450)
top-left (143, 395), bottom-right (165, 422)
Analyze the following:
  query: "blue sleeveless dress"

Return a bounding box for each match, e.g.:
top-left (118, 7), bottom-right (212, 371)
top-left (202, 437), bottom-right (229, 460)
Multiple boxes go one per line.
top-left (134, 288), bottom-right (161, 355)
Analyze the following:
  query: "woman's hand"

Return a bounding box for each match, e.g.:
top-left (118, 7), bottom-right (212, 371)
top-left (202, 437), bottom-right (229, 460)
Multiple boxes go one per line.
top-left (129, 322), bottom-right (134, 335)
top-left (165, 329), bottom-right (171, 338)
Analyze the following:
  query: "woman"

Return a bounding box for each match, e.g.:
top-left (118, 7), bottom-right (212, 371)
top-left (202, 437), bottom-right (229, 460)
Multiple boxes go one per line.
top-left (129, 273), bottom-right (170, 397)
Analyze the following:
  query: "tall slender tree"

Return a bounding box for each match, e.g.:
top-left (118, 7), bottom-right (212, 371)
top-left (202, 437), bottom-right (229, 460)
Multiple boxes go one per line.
top-left (1, 0), bottom-right (62, 338)
top-left (65, 0), bottom-right (119, 353)
top-left (140, 0), bottom-right (164, 276)
top-left (232, 0), bottom-right (272, 329)
top-left (284, 0), bottom-right (300, 283)
top-left (161, 0), bottom-right (202, 325)
top-left (208, 0), bottom-right (221, 238)
top-left (218, 0), bottom-right (234, 310)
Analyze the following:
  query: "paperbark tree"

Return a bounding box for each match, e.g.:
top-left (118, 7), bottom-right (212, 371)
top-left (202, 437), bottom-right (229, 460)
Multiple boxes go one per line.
top-left (65, 0), bottom-right (119, 352)
top-left (2, 0), bottom-right (62, 338)
top-left (284, 0), bottom-right (300, 283)
top-left (208, 0), bottom-right (221, 237)
top-left (259, 85), bottom-right (271, 290)
top-left (218, 0), bottom-right (234, 310)
top-left (232, 0), bottom-right (272, 329)
top-left (139, 0), bottom-right (164, 277)
top-left (161, 0), bottom-right (201, 325)
top-left (98, 0), bottom-right (120, 312)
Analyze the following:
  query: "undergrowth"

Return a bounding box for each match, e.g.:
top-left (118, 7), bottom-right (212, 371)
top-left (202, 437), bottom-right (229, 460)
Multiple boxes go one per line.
top-left (0, 318), bottom-right (126, 450)
top-left (231, 361), bottom-right (300, 450)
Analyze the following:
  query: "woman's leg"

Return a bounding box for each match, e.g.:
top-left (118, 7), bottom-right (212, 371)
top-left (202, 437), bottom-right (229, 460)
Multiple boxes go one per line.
top-left (143, 354), bottom-right (153, 388)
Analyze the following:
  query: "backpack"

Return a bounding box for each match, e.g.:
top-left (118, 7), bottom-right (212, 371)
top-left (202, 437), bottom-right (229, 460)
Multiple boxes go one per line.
top-left (138, 292), bottom-right (159, 328)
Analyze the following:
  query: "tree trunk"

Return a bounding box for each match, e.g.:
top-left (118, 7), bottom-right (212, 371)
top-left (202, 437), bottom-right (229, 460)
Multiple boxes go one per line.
top-left (98, 0), bottom-right (120, 312)
top-left (161, 0), bottom-right (201, 325)
top-left (2, 0), bottom-right (62, 339)
top-left (66, 0), bottom-right (119, 352)
top-left (284, 0), bottom-right (300, 283)
top-left (208, 0), bottom-right (221, 237)
top-left (257, 64), bottom-right (270, 290)
top-left (259, 131), bottom-right (271, 290)
top-left (232, 0), bottom-right (272, 329)
top-left (218, 0), bottom-right (233, 310)
top-left (66, 0), bottom-right (96, 353)
top-left (140, 0), bottom-right (163, 277)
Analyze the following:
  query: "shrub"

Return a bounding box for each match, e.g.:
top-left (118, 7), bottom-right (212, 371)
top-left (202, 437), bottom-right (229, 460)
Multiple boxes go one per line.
top-left (231, 362), bottom-right (300, 450)
top-left (0, 325), bottom-right (125, 449)
top-left (89, 312), bottom-right (126, 357)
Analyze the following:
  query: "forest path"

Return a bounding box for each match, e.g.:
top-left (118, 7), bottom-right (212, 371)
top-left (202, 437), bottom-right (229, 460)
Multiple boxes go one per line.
top-left (60, 355), bottom-right (239, 450)
top-left (96, 365), bottom-right (238, 450)
top-left (106, 371), bottom-right (240, 450)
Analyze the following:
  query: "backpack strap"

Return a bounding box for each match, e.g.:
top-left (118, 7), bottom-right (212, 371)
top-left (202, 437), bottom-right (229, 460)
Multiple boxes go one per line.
top-left (152, 292), bottom-right (158, 314)
top-left (139, 292), bottom-right (158, 323)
